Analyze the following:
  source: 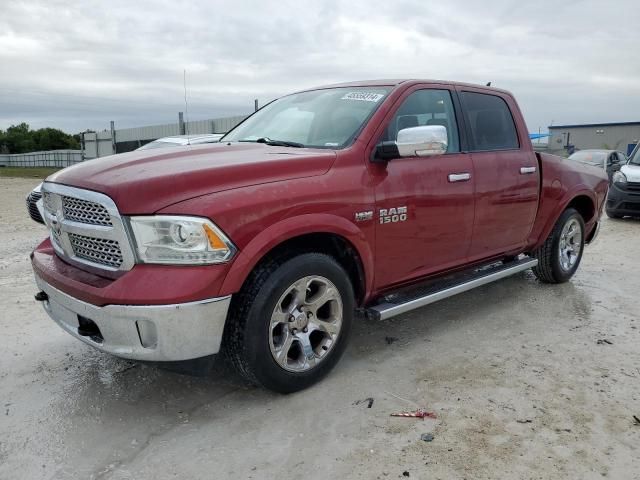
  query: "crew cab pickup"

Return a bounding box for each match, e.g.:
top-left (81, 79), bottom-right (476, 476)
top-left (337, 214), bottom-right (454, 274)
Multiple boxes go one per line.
top-left (31, 80), bottom-right (609, 392)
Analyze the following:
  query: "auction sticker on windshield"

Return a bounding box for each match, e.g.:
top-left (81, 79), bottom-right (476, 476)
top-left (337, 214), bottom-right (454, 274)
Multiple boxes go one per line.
top-left (341, 92), bottom-right (385, 102)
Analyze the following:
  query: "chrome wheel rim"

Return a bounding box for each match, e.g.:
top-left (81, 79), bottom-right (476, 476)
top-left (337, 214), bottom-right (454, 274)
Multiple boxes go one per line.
top-left (559, 218), bottom-right (582, 271)
top-left (269, 275), bottom-right (343, 372)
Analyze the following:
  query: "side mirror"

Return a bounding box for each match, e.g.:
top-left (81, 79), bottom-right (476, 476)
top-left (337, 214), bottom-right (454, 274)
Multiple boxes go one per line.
top-left (374, 125), bottom-right (448, 162)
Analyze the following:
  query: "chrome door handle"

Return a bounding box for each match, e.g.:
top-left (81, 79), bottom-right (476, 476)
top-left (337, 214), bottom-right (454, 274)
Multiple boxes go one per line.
top-left (520, 166), bottom-right (536, 174)
top-left (448, 173), bottom-right (471, 183)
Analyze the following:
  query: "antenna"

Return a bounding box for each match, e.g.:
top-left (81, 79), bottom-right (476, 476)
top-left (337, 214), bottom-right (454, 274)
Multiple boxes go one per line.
top-left (183, 69), bottom-right (190, 139)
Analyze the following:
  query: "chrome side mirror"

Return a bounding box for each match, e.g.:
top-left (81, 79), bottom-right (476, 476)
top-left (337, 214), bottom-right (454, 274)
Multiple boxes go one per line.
top-left (397, 125), bottom-right (448, 157)
top-left (374, 125), bottom-right (448, 162)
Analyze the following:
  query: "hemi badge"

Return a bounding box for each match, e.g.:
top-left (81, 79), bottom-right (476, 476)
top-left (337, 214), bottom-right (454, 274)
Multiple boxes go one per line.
top-left (354, 211), bottom-right (373, 222)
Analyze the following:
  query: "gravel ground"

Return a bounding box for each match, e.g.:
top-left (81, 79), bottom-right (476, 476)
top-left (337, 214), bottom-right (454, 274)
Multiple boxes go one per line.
top-left (1, 176), bottom-right (639, 480)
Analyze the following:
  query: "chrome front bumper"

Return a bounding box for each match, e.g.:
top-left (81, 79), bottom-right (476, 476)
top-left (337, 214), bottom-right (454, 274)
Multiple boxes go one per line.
top-left (35, 275), bottom-right (231, 361)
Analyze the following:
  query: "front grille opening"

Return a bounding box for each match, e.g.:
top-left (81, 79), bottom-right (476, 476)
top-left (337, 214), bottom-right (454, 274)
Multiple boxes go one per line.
top-left (62, 196), bottom-right (113, 226)
top-left (77, 315), bottom-right (104, 344)
top-left (68, 233), bottom-right (123, 268)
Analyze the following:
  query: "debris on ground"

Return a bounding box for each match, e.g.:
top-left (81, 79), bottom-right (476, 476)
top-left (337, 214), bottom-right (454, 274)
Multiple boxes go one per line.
top-left (516, 419), bottom-right (532, 424)
top-left (391, 409), bottom-right (437, 420)
top-left (114, 363), bottom-right (138, 375)
top-left (420, 433), bottom-right (434, 442)
top-left (353, 397), bottom-right (374, 408)
top-left (384, 336), bottom-right (398, 345)
top-left (633, 415), bottom-right (640, 426)
top-left (402, 471), bottom-right (410, 477)
top-left (596, 339), bottom-right (613, 345)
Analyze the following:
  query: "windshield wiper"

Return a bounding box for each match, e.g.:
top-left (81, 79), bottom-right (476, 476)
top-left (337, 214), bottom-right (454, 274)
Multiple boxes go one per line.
top-left (239, 137), bottom-right (304, 148)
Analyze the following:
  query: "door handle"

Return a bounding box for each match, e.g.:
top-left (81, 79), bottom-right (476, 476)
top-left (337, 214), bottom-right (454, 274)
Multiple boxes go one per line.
top-left (448, 173), bottom-right (471, 183)
top-left (520, 166), bottom-right (536, 174)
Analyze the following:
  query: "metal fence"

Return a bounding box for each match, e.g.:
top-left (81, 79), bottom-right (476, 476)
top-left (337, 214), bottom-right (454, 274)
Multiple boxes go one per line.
top-left (0, 150), bottom-right (83, 168)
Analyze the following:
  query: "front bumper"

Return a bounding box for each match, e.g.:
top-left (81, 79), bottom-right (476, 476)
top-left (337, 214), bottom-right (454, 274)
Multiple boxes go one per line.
top-left (35, 274), bottom-right (231, 361)
top-left (606, 183), bottom-right (640, 216)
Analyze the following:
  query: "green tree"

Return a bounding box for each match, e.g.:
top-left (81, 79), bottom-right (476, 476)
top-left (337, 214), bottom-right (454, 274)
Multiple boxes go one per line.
top-left (0, 123), bottom-right (80, 154)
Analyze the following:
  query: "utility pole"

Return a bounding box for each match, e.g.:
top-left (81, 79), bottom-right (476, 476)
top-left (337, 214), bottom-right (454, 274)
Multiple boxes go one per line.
top-left (178, 112), bottom-right (185, 135)
top-left (254, 99), bottom-right (259, 112)
top-left (110, 121), bottom-right (116, 154)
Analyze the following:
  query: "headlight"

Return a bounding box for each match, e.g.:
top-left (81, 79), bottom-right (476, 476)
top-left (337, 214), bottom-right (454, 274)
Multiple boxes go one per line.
top-left (128, 216), bottom-right (236, 265)
top-left (612, 171), bottom-right (627, 184)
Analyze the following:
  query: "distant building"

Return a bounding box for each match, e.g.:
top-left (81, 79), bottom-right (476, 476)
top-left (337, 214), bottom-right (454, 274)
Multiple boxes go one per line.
top-left (548, 122), bottom-right (640, 156)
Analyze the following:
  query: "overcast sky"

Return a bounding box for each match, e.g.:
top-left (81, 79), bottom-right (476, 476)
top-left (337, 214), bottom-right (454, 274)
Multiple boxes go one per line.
top-left (1, 0), bottom-right (638, 134)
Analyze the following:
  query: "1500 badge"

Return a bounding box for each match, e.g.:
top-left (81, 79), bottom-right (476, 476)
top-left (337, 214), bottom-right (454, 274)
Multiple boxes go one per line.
top-left (379, 206), bottom-right (408, 224)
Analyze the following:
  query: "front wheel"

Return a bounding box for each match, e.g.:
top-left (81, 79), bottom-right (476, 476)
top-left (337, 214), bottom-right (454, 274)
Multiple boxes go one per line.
top-left (222, 253), bottom-right (354, 393)
top-left (532, 208), bottom-right (585, 283)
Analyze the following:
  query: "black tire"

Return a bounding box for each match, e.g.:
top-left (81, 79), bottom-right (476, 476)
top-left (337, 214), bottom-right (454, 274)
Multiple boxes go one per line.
top-left (532, 208), bottom-right (585, 284)
top-left (606, 209), bottom-right (623, 219)
top-left (222, 253), bottom-right (354, 393)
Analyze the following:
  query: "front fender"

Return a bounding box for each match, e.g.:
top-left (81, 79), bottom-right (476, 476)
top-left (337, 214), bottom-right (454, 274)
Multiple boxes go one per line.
top-left (218, 213), bottom-right (375, 299)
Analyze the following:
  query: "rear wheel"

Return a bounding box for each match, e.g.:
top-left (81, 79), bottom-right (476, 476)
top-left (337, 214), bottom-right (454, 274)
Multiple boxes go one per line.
top-left (222, 253), bottom-right (354, 393)
top-left (532, 208), bottom-right (585, 283)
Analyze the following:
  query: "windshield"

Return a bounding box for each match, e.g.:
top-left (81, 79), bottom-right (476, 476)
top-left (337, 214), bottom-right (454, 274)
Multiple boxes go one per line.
top-left (630, 145), bottom-right (640, 165)
top-left (567, 151), bottom-right (607, 166)
top-left (222, 87), bottom-right (391, 148)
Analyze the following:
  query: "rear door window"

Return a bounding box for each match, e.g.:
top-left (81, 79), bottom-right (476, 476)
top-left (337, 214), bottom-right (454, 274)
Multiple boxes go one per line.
top-left (460, 92), bottom-right (519, 151)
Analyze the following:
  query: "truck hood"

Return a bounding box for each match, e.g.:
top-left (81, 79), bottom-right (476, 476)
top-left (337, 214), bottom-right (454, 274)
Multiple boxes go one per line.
top-left (46, 143), bottom-right (336, 213)
top-left (621, 163), bottom-right (640, 182)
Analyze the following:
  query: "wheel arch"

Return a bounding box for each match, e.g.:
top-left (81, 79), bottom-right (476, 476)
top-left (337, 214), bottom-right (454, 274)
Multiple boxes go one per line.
top-left (220, 214), bottom-right (374, 305)
top-left (531, 188), bottom-right (597, 251)
top-left (565, 194), bottom-right (596, 224)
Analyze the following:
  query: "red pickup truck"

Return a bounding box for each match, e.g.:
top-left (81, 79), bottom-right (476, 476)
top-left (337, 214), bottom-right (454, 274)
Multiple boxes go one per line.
top-left (32, 80), bottom-right (608, 392)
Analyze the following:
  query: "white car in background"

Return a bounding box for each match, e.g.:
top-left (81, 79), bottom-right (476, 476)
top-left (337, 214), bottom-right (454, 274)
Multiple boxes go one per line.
top-left (136, 134), bottom-right (224, 150)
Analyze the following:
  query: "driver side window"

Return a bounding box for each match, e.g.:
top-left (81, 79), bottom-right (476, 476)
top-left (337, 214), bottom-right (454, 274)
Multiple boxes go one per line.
top-left (384, 89), bottom-right (460, 153)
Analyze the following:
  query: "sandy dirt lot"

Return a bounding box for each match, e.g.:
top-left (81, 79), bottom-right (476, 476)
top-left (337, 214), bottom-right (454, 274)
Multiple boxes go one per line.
top-left (1, 176), bottom-right (639, 480)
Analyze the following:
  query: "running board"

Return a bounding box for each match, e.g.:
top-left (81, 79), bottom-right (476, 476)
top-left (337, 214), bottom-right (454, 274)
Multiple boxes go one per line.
top-left (366, 257), bottom-right (538, 321)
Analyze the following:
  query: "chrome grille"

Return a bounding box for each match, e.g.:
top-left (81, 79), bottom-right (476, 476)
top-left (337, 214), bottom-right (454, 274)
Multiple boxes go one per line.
top-left (41, 183), bottom-right (135, 276)
top-left (68, 233), bottom-right (123, 268)
top-left (62, 196), bottom-right (113, 226)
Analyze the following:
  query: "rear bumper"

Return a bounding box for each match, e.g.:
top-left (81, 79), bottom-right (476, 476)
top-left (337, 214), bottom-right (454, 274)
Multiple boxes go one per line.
top-left (35, 273), bottom-right (231, 361)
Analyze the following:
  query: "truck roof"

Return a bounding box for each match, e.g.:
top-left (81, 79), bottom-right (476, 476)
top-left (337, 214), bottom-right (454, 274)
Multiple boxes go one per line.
top-left (297, 79), bottom-right (513, 96)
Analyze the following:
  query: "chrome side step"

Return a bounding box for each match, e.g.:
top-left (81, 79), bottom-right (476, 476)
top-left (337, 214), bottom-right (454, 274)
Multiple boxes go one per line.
top-left (366, 257), bottom-right (538, 321)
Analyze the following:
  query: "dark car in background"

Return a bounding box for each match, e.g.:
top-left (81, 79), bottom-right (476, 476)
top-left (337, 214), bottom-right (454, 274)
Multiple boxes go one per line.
top-left (25, 183), bottom-right (45, 224)
top-left (567, 149), bottom-right (626, 180)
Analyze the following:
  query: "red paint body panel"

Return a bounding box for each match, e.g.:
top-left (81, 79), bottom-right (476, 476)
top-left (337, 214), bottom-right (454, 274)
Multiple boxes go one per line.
top-left (47, 143), bottom-right (336, 214)
top-left (32, 80), bottom-right (609, 307)
top-left (160, 162), bottom-right (377, 299)
top-left (456, 85), bottom-right (541, 260)
top-left (468, 149), bottom-right (539, 258)
top-left (527, 152), bottom-right (608, 249)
